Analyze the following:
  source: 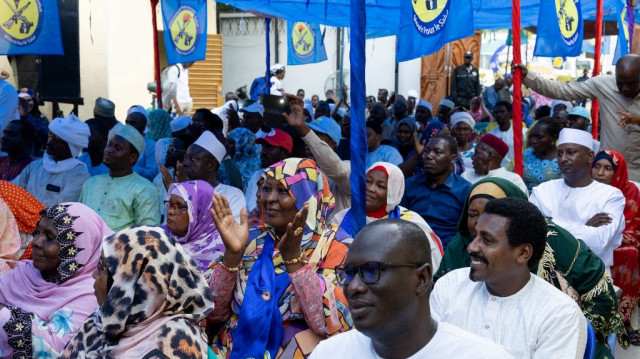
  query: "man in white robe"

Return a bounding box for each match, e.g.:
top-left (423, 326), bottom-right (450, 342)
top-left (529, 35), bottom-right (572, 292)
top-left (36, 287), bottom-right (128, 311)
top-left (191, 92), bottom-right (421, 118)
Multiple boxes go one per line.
top-left (529, 128), bottom-right (625, 272)
top-left (312, 219), bottom-right (514, 359)
top-left (431, 198), bottom-right (587, 359)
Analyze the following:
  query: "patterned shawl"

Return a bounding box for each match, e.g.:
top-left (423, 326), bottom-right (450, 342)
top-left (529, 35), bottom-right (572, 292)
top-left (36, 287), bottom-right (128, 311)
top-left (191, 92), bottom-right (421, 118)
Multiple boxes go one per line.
top-left (61, 226), bottom-right (214, 358)
top-left (164, 180), bottom-right (224, 272)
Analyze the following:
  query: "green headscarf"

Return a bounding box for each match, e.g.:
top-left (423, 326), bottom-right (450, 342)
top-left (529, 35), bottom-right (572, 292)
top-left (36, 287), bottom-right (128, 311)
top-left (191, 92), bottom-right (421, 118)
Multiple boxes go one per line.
top-left (145, 109), bottom-right (173, 141)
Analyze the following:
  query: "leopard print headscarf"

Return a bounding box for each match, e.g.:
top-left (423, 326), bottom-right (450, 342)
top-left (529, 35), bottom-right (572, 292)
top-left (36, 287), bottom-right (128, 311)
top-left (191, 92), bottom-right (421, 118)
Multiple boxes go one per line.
top-left (60, 226), bottom-right (214, 358)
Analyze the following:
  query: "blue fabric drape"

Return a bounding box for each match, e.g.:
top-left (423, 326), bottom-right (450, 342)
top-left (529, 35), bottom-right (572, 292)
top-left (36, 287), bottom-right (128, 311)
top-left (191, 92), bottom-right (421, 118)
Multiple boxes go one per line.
top-left (265, 17), bottom-right (272, 95)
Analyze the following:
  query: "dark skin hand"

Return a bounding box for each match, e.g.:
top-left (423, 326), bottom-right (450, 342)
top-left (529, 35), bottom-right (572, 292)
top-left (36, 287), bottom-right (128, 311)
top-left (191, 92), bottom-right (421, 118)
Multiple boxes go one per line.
top-left (398, 132), bottom-right (426, 178)
top-left (210, 192), bottom-right (309, 273)
top-left (511, 63), bottom-right (528, 77)
top-left (159, 165), bottom-right (174, 191)
top-left (586, 213), bottom-right (612, 227)
top-left (175, 161), bottom-right (187, 183)
top-left (617, 111), bottom-right (640, 127)
top-left (227, 104), bottom-right (241, 132)
top-left (283, 93), bottom-right (310, 136)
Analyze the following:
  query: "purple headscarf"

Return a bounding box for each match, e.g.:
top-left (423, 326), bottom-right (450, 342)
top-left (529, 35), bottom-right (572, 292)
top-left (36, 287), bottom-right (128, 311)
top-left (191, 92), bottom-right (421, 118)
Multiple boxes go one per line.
top-left (164, 180), bottom-right (224, 272)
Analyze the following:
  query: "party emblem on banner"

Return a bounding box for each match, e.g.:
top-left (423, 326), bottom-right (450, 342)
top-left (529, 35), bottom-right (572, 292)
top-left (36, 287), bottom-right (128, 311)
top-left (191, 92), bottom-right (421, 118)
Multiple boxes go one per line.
top-left (555, 0), bottom-right (580, 46)
top-left (620, 5), bottom-right (630, 51)
top-left (0, 0), bottom-right (42, 46)
top-left (169, 5), bottom-right (199, 56)
top-left (291, 22), bottom-right (314, 60)
top-left (411, 0), bottom-right (451, 37)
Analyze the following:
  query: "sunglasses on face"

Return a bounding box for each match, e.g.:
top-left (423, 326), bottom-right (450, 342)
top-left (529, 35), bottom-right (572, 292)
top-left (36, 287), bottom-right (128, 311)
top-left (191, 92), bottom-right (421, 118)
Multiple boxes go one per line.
top-left (335, 261), bottom-right (423, 286)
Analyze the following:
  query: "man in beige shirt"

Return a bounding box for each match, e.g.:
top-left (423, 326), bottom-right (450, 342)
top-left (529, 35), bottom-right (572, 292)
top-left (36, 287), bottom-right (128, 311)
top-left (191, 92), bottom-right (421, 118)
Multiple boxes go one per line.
top-left (513, 54), bottom-right (640, 181)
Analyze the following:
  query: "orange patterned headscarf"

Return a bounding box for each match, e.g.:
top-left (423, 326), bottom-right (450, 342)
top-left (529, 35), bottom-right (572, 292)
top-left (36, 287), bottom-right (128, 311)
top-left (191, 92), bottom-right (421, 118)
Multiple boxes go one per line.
top-left (0, 180), bottom-right (45, 233)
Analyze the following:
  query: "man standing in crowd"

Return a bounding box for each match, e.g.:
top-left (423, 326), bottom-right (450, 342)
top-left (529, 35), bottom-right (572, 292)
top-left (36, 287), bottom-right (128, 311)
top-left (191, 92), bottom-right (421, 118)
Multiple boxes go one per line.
top-left (312, 219), bottom-right (514, 358)
top-left (451, 51), bottom-right (481, 109)
top-left (79, 124), bottom-right (160, 231)
top-left (402, 135), bottom-right (472, 249)
top-left (0, 120), bottom-right (35, 181)
top-left (529, 128), bottom-right (625, 274)
top-left (513, 54), bottom-right (640, 181)
top-left (432, 198), bottom-right (587, 358)
top-left (166, 62), bottom-right (194, 116)
top-left (462, 134), bottom-right (528, 194)
top-left (13, 115), bottom-right (90, 207)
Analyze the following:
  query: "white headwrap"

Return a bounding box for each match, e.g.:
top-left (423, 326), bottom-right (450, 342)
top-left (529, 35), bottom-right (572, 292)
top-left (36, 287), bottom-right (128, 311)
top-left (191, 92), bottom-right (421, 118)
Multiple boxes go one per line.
top-left (127, 105), bottom-right (149, 121)
top-left (558, 128), bottom-right (593, 150)
top-left (48, 114), bottom-right (90, 157)
top-left (450, 112), bottom-right (476, 129)
top-left (551, 100), bottom-right (573, 112)
top-left (416, 99), bottom-right (432, 111)
top-left (439, 98), bottom-right (455, 109)
top-left (367, 162), bottom-right (405, 212)
top-left (194, 130), bottom-right (226, 164)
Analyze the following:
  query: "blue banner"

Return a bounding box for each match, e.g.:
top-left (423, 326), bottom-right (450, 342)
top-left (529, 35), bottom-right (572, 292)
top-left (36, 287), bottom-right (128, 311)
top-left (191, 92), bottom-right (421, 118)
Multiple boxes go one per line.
top-left (161, 0), bottom-right (207, 65)
top-left (287, 21), bottom-right (327, 65)
top-left (616, 0), bottom-right (631, 59)
top-left (533, 0), bottom-right (583, 57)
top-left (396, 0), bottom-right (474, 62)
top-left (0, 0), bottom-right (62, 55)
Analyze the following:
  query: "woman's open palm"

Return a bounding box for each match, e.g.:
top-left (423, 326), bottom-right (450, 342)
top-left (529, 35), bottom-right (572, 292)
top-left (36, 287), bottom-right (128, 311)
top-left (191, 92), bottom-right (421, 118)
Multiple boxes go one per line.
top-left (210, 193), bottom-right (250, 255)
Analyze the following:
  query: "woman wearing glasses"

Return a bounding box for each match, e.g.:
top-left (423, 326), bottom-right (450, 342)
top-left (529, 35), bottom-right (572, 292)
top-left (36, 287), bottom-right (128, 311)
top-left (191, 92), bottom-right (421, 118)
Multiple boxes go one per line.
top-left (163, 180), bottom-right (224, 275)
top-left (155, 133), bottom-right (196, 223)
top-left (207, 158), bottom-right (353, 359)
top-left (0, 203), bottom-right (112, 358)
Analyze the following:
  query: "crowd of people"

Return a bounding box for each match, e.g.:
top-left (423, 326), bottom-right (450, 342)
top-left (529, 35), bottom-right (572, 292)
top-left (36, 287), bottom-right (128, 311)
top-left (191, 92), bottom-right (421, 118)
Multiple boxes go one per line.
top-left (0, 53), bottom-right (636, 358)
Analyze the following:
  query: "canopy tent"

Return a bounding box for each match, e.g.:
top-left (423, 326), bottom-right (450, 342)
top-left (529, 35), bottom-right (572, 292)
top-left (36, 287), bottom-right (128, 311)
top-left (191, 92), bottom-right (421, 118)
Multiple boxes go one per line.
top-left (217, 0), bottom-right (637, 40)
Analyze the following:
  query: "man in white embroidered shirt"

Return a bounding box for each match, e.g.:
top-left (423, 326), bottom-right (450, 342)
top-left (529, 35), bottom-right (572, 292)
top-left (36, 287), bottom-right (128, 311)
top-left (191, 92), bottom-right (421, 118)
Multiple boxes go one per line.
top-left (311, 219), bottom-right (514, 359)
top-left (431, 198), bottom-right (587, 359)
top-left (529, 128), bottom-right (625, 273)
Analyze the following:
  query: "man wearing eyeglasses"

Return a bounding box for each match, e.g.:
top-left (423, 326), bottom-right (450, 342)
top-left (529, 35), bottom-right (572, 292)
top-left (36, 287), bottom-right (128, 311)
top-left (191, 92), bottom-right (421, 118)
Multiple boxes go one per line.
top-left (79, 124), bottom-right (161, 231)
top-left (311, 219), bottom-right (514, 358)
top-left (430, 198), bottom-right (587, 358)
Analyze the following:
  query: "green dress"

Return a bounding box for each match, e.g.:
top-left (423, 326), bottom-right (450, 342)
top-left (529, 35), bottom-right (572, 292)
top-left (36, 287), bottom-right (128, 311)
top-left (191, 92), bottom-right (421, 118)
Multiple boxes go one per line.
top-left (434, 177), bottom-right (628, 359)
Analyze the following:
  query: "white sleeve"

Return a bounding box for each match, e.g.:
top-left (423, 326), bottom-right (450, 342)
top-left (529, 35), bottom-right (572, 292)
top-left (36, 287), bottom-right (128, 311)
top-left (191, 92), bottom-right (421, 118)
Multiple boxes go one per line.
top-left (430, 270), bottom-right (458, 322)
top-left (532, 302), bottom-right (587, 359)
top-left (225, 188), bottom-right (247, 223)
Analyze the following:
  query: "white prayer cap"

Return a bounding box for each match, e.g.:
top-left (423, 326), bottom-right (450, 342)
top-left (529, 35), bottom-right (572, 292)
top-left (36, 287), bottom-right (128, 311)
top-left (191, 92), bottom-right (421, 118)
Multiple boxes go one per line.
top-left (551, 100), bottom-right (573, 112)
top-left (17, 92), bottom-right (32, 99)
top-left (439, 98), bottom-right (455, 109)
top-left (108, 122), bottom-right (124, 141)
top-left (407, 89), bottom-right (419, 99)
top-left (416, 99), bottom-right (432, 111)
top-left (127, 105), bottom-right (149, 121)
top-left (115, 124), bottom-right (146, 155)
top-left (49, 114), bottom-right (90, 157)
top-left (170, 115), bottom-right (192, 133)
top-left (193, 130), bottom-right (226, 164)
top-left (450, 112), bottom-right (476, 129)
top-left (558, 128), bottom-right (593, 150)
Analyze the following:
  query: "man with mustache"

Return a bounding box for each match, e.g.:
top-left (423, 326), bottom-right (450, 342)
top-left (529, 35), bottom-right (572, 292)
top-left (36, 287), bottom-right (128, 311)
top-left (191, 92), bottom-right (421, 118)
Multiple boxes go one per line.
top-left (529, 128), bottom-right (625, 274)
top-left (312, 219), bottom-right (514, 358)
top-left (431, 198), bottom-right (587, 358)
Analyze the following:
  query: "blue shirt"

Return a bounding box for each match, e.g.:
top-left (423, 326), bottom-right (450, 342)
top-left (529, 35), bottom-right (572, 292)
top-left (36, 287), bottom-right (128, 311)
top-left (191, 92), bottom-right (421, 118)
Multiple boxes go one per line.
top-left (401, 172), bottom-right (472, 249)
top-left (78, 153), bottom-right (109, 177)
top-left (367, 145), bottom-right (403, 168)
top-left (134, 138), bottom-right (158, 181)
top-left (482, 86), bottom-right (500, 112)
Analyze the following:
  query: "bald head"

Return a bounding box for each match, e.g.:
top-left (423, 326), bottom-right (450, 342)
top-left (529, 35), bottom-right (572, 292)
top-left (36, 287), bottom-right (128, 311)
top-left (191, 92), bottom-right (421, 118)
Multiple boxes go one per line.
top-left (615, 54), bottom-right (640, 98)
top-left (351, 219), bottom-right (430, 266)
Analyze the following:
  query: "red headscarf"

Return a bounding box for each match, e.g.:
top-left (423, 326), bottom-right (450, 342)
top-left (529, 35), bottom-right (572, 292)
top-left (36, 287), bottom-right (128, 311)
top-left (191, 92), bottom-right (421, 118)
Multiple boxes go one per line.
top-left (595, 150), bottom-right (640, 244)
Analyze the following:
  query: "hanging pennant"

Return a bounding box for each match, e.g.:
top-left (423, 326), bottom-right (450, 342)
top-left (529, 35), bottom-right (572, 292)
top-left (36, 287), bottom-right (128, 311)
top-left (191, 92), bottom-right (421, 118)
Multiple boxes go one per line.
top-left (533, 0), bottom-right (583, 57)
top-left (396, 0), bottom-right (474, 62)
top-left (287, 21), bottom-right (327, 65)
top-left (0, 0), bottom-right (63, 55)
top-left (161, 0), bottom-right (207, 65)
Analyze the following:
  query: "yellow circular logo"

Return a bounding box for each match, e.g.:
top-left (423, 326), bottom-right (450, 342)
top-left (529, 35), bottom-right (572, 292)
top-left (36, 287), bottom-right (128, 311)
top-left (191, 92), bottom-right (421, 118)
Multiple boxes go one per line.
top-left (555, 0), bottom-right (580, 43)
top-left (0, 0), bottom-right (42, 45)
top-left (411, 0), bottom-right (450, 37)
top-left (169, 6), bottom-right (199, 55)
top-left (291, 22), bottom-right (314, 59)
top-left (553, 57), bottom-right (564, 68)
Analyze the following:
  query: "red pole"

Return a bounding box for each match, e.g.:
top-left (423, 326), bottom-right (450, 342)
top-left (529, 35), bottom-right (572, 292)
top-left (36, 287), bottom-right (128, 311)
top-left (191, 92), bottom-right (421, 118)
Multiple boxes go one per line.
top-left (151, 0), bottom-right (163, 109)
top-left (512, 0), bottom-right (523, 177)
top-left (591, 0), bottom-right (603, 139)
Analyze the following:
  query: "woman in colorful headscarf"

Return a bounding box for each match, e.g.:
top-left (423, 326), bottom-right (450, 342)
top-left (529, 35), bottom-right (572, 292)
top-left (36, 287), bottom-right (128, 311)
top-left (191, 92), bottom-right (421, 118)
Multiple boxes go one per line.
top-left (331, 162), bottom-right (443, 270)
top-left (228, 127), bottom-right (262, 192)
top-left (145, 109), bottom-right (173, 142)
top-left (0, 203), bottom-right (112, 358)
top-left (0, 199), bottom-right (19, 274)
top-left (61, 226), bottom-right (214, 358)
top-left (0, 180), bottom-right (46, 259)
top-left (435, 177), bottom-right (628, 357)
top-left (592, 150), bottom-right (640, 345)
top-left (163, 180), bottom-right (224, 273)
top-left (207, 158), bottom-right (352, 358)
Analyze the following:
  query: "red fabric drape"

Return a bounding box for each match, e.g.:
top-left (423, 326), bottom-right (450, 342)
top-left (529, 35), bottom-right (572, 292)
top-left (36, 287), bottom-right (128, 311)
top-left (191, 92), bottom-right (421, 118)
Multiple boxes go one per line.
top-left (151, 0), bottom-right (163, 109)
top-left (512, 0), bottom-right (523, 177)
top-left (591, 0), bottom-right (603, 139)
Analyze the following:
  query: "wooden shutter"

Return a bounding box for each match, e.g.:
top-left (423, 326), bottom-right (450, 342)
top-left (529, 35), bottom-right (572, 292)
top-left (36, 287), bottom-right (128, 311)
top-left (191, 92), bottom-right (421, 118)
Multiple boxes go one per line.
top-left (189, 34), bottom-right (223, 113)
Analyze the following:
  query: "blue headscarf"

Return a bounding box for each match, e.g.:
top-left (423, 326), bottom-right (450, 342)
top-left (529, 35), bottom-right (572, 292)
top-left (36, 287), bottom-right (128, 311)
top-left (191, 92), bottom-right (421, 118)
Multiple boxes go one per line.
top-left (228, 128), bottom-right (262, 191)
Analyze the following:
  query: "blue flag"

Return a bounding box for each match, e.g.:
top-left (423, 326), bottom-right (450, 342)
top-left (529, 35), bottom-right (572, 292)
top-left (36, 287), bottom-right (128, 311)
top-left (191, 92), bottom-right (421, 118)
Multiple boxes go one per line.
top-left (616, 0), bottom-right (631, 58)
top-left (287, 21), bottom-right (327, 65)
top-left (396, 0), bottom-right (474, 62)
top-left (161, 0), bottom-right (207, 65)
top-left (533, 0), bottom-right (583, 57)
top-left (0, 0), bottom-right (62, 55)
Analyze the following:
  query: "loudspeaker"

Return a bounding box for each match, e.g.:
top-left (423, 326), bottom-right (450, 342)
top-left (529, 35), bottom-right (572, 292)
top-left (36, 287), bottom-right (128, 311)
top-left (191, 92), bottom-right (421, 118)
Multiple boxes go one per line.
top-left (39, 0), bottom-right (82, 104)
